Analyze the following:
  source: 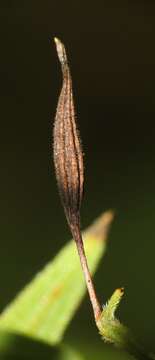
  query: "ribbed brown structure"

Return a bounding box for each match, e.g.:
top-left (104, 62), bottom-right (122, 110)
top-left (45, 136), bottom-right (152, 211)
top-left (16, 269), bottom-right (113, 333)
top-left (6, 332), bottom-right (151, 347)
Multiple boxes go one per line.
top-left (53, 38), bottom-right (84, 228)
top-left (53, 38), bottom-right (101, 321)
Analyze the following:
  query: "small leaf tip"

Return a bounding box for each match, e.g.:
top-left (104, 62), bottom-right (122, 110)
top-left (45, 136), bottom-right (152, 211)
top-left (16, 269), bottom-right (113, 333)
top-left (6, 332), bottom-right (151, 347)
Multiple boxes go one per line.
top-left (87, 210), bottom-right (114, 242)
top-left (119, 287), bottom-right (124, 294)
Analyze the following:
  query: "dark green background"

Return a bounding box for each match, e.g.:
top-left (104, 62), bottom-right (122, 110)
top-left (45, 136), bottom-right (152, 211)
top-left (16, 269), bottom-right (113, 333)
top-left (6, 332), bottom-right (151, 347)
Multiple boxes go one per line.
top-left (1, 0), bottom-right (155, 358)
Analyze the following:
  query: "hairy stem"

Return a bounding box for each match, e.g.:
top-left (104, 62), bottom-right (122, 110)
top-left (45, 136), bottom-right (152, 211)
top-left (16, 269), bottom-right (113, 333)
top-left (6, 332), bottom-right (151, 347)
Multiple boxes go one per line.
top-left (71, 223), bottom-right (102, 321)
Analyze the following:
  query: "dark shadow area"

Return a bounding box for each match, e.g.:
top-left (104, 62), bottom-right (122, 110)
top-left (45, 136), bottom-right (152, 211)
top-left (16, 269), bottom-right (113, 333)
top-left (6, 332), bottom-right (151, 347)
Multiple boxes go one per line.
top-left (0, 331), bottom-right (59, 360)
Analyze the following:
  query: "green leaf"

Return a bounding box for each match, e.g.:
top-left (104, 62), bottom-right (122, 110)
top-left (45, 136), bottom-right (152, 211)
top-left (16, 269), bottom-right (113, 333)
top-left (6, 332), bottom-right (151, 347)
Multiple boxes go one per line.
top-left (59, 344), bottom-right (85, 360)
top-left (0, 211), bottom-right (113, 346)
top-left (97, 288), bottom-right (155, 360)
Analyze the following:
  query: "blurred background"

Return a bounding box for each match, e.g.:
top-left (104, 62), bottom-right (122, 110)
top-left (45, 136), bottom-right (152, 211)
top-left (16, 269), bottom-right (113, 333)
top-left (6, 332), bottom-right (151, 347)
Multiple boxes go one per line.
top-left (1, 0), bottom-right (155, 358)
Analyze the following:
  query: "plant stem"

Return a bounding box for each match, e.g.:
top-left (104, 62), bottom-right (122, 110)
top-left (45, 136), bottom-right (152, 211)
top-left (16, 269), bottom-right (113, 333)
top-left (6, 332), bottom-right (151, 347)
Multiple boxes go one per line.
top-left (71, 223), bottom-right (102, 322)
